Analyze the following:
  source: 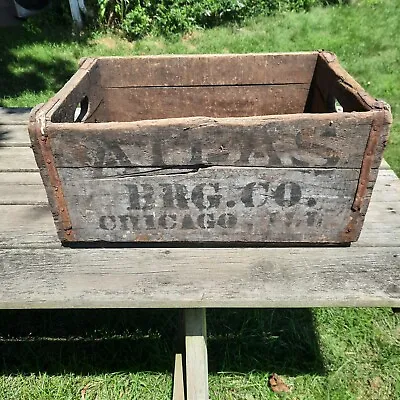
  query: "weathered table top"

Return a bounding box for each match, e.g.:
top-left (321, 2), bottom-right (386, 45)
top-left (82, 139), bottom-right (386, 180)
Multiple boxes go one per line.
top-left (1, 107), bottom-right (399, 309)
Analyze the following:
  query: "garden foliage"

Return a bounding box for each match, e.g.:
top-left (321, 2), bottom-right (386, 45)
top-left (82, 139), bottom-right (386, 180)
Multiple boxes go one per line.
top-left (90, 0), bottom-right (339, 38)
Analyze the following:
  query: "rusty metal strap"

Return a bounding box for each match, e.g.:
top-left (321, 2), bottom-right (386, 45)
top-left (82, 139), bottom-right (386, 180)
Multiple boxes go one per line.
top-left (352, 111), bottom-right (386, 212)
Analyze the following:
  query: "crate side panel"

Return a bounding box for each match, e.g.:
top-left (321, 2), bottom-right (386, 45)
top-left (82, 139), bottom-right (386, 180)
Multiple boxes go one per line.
top-left (50, 60), bottom-right (105, 123)
top-left (97, 53), bottom-right (318, 88)
top-left (100, 84), bottom-right (309, 122)
top-left (311, 55), bottom-right (370, 113)
top-left (49, 113), bottom-right (376, 169)
top-left (57, 167), bottom-right (359, 243)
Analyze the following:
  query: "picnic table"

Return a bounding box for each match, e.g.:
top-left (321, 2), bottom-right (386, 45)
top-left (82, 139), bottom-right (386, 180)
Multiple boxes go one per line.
top-left (1, 107), bottom-right (400, 399)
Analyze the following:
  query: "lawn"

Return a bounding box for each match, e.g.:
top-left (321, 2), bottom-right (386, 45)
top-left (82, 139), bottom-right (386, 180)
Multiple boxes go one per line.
top-left (0, 0), bottom-right (399, 399)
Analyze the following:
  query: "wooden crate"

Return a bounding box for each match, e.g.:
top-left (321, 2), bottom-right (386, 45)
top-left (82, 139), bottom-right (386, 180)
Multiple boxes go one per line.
top-left (29, 51), bottom-right (392, 245)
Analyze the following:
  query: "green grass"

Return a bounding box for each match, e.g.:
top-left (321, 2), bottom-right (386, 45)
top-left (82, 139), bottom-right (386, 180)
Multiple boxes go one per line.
top-left (0, 308), bottom-right (398, 399)
top-left (0, 1), bottom-right (400, 399)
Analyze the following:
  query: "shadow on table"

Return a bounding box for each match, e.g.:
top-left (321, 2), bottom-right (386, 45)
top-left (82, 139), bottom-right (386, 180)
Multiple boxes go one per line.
top-left (0, 308), bottom-right (324, 375)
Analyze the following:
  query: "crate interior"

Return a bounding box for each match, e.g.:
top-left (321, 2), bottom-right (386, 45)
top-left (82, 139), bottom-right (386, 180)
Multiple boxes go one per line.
top-left (51, 53), bottom-right (371, 124)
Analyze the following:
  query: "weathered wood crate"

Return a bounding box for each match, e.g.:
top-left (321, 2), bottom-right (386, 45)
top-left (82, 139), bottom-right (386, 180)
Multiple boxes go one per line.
top-left (29, 51), bottom-right (392, 245)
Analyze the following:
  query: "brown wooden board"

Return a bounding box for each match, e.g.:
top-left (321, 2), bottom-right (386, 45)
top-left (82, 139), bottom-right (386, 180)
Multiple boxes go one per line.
top-left (49, 112), bottom-right (380, 169)
top-left (55, 166), bottom-right (361, 243)
top-left (97, 53), bottom-right (318, 88)
top-left (99, 84), bottom-right (310, 122)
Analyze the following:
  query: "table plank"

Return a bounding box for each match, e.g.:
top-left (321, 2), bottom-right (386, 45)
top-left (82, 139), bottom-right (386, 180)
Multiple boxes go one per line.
top-left (0, 108), bottom-right (31, 125)
top-left (0, 205), bottom-right (59, 248)
top-left (0, 246), bottom-right (399, 308)
top-left (0, 124), bottom-right (30, 147)
top-left (0, 147), bottom-right (37, 171)
top-left (0, 172), bottom-right (47, 204)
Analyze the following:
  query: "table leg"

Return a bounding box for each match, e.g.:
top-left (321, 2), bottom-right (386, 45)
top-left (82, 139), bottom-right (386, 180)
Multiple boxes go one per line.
top-left (185, 308), bottom-right (209, 400)
top-left (172, 308), bottom-right (209, 400)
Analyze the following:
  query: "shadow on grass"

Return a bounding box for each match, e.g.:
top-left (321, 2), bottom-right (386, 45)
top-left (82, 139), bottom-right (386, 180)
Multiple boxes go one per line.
top-left (0, 309), bottom-right (324, 376)
top-left (0, 9), bottom-right (84, 107)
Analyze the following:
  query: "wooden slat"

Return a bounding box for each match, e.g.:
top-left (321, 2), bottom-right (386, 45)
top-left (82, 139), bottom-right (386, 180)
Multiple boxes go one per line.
top-left (0, 108), bottom-right (31, 125)
top-left (57, 167), bottom-right (361, 243)
top-left (101, 84), bottom-right (310, 122)
top-left (0, 124), bottom-right (30, 147)
top-left (0, 205), bottom-right (59, 248)
top-left (172, 354), bottom-right (185, 400)
top-left (185, 309), bottom-right (208, 400)
top-left (0, 147), bottom-right (37, 171)
top-left (0, 172), bottom-right (47, 204)
top-left (0, 246), bottom-right (399, 308)
top-left (49, 112), bottom-right (376, 169)
top-left (97, 53), bottom-right (318, 88)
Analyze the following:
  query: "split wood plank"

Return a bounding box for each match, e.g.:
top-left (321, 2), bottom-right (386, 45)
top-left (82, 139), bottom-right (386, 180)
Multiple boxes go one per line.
top-left (0, 246), bottom-right (399, 308)
top-left (0, 124), bottom-right (30, 147)
top-left (185, 309), bottom-right (208, 400)
top-left (173, 353), bottom-right (185, 400)
top-left (100, 84), bottom-right (310, 122)
top-left (97, 53), bottom-right (318, 88)
top-left (49, 112), bottom-right (377, 169)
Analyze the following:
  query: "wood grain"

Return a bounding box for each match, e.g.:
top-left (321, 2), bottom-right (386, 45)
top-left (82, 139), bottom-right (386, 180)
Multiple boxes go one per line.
top-left (185, 309), bottom-right (208, 400)
top-left (2, 165), bottom-right (399, 248)
top-left (173, 354), bottom-right (185, 400)
top-left (0, 205), bottom-right (59, 248)
top-left (97, 53), bottom-right (318, 88)
top-left (100, 84), bottom-right (309, 122)
top-left (0, 246), bottom-right (399, 308)
top-left (0, 108), bottom-right (31, 125)
top-left (0, 124), bottom-right (30, 147)
top-left (0, 172), bottom-right (47, 204)
top-left (0, 147), bottom-right (38, 171)
top-left (49, 112), bottom-right (377, 169)
top-left (57, 167), bottom-right (360, 243)
top-left (48, 58), bottom-right (103, 124)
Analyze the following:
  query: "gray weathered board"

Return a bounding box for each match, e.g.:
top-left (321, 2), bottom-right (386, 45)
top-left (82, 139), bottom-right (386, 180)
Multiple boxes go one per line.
top-left (58, 167), bottom-right (360, 243)
top-left (28, 52), bottom-right (392, 244)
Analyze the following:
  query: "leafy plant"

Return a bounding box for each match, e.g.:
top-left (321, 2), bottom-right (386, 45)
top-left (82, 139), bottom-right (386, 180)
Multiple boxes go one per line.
top-left (90, 0), bottom-right (342, 39)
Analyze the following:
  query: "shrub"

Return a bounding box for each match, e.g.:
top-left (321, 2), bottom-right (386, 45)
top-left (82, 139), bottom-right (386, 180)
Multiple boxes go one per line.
top-left (74, 0), bottom-right (343, 39)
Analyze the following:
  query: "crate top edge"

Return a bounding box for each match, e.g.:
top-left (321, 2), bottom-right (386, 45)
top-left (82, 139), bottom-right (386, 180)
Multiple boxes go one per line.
top-left (37, 110), bottom-right (392, 132)
top-left (79, 51), bottom-right (321, 63)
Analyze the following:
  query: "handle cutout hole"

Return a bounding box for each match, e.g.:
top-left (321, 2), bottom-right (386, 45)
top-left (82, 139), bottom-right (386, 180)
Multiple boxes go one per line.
top-left (74, 96), bottom-right (89, 122)
top-left (335, 98), bottom-right (343, 113)
top-left (327, 95), bottom-right (344, 113)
